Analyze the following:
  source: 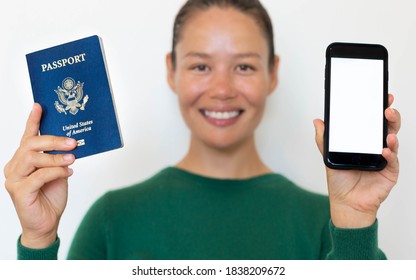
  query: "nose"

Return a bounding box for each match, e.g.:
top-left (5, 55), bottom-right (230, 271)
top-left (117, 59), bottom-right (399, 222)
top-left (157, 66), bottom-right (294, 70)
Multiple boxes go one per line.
top-left (208, 70), bottom-right (237, 100)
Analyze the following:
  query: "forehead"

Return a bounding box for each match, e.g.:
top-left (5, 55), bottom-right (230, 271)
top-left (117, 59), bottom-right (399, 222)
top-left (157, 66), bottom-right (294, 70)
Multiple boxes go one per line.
top-left (176, 7), bottom-right (268, 56)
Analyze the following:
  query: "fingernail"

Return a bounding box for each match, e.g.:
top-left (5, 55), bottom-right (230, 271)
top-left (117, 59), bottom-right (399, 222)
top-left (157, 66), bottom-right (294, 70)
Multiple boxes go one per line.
top-left (68, 168), bottom-right (74, 176)
top-left (30, 104), bottom-right (36, 115)
top-left (63, 154), bottom-right (73, 162)
top-left (65, 138), bottom-right (76, 146)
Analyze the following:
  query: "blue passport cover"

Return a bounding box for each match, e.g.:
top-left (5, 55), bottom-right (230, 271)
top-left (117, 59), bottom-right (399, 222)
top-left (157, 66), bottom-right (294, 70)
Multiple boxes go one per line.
top-left (26, 35), bottom-right (123, 158)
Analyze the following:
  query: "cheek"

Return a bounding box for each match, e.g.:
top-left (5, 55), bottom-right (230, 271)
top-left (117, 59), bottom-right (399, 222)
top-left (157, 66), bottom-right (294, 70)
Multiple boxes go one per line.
top-left (235, 76), bottom-right (269, 107)
top-left (177, 75), bottom-right (209, 107)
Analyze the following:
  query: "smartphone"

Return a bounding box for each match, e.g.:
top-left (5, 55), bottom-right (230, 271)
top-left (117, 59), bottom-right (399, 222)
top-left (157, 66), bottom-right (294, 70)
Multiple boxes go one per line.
top-left (324, 42), bottom-right (388, 171)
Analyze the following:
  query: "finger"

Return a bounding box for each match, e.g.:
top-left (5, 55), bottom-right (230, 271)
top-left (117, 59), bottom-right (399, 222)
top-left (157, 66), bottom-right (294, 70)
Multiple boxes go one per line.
top-left (385, 107), bottom-right (401, 135)
top-left (386, 134), bottom-right (399, 155)
top-left (22, 103), bottom-right (42, 140)
top-left (10, 152), bottom-right (75, 178)
top-left (382, 146), bottom-right (399, 175)
top-left (381, 133), bottom-right (399, 176)
top-left (33, 153), bottom-right (75, 169)
top-left (5, 135), bottom-right (76, 180)
top-left (6, 166), bottom-right (73, 198)
top-left (313, 119), bottom-right (325, 155)
top-left (5, 136), bottom-right (77, 183)
top-left (388, 93), bottom-right (394, 107)
top-left (24, 167), bottom-right (74, 194)
top-left (21, 135), bottom-right (77, 153)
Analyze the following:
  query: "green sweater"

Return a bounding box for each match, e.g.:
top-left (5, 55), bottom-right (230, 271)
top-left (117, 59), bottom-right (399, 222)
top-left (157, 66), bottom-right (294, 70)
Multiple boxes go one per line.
top-left (18, 167), bottom-right (386, 260)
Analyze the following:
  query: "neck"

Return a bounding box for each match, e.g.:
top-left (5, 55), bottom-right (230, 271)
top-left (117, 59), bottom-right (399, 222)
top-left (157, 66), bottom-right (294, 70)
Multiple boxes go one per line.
top-left (176, 134), bottom-right (272, 179)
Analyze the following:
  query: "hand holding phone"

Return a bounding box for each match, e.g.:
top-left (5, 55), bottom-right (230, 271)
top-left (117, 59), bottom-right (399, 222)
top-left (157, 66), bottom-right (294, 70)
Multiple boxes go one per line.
top-left (324, 42), bottom-right (388, 170)
top-left (315, 42), bottom-right (401, 228)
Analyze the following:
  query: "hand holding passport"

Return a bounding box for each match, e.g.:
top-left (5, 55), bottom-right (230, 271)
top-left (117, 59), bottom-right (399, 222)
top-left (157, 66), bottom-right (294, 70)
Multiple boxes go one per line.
top-left (3, 36), bottom-right (123, 249)
top-left (26, 35), bottom-right (123, 158)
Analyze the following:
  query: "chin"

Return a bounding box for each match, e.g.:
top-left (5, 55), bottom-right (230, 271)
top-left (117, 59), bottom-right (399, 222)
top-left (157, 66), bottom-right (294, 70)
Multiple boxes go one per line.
top-left (196, 132), bottom-right (253, 151)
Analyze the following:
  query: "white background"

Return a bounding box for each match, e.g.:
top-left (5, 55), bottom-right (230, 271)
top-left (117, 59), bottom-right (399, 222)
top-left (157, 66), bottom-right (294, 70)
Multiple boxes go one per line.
top-left (0, 0), bottom-right (415, 259)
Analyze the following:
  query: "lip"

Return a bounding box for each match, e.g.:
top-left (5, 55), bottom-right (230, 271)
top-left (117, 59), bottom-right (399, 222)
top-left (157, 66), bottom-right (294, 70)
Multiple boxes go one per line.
top-left (199, 108), bottom-right (244, 127)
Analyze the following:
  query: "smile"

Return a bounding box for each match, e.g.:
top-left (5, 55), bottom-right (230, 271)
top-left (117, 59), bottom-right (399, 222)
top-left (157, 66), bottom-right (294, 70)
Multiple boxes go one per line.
top-left (199, 109), bottom-right (244, 127)
top-left (202, 110), bottom-right (242, 120)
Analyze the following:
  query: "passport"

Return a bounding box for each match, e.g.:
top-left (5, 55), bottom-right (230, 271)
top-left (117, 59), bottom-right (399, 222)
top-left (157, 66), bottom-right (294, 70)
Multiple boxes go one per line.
top-left (26, 35), bottom-right (123, 158)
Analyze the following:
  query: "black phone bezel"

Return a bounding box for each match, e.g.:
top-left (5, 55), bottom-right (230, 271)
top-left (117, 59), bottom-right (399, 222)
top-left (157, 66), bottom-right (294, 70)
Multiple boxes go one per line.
top-left (324, 42), bottom-right (388, 171)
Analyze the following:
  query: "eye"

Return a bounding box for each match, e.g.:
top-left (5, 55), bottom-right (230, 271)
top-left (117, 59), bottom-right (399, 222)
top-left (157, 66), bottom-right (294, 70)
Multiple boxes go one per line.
top-left (191, 64), bottom-right (210, 72)
top-left (236, 64), bottom-right (255, 73)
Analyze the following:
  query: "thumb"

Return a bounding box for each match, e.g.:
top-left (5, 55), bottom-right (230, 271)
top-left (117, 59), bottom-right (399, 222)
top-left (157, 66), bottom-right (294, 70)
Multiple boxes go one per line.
top-left (22, 103), bottom-right (42, 139)
top-left (313, 118), bottom-right (325, 156)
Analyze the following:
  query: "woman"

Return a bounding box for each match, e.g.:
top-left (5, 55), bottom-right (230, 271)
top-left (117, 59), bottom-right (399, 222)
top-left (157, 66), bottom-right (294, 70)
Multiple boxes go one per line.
top-left (4, 0), bottom-right (400, 259)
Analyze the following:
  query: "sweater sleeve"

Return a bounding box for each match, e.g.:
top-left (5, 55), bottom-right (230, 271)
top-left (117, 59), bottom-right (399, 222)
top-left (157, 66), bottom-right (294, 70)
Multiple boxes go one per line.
top-left (325, 219), bottom-right (387, 260)
top-left (17, 235), bottom-right (59, 260)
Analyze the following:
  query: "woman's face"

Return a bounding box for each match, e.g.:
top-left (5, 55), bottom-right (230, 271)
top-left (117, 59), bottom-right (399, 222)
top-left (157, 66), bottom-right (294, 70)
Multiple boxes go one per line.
top-left (167, 7), bottom-right (279, 150)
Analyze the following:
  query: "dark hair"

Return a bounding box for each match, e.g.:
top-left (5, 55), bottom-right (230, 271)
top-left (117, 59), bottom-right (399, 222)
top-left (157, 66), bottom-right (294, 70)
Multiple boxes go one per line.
top-left (171, 0), bottom-right (275, 71)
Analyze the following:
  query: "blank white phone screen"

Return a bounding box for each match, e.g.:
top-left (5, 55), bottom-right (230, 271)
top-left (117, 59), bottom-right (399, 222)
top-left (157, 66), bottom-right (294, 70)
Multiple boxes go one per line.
top-left (329, 57), bottom-right (384, 154)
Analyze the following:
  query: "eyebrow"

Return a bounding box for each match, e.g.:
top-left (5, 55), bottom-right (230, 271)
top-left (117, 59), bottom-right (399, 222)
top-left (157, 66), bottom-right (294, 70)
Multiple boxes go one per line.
top-left (183, 52), bottom-right (262, 60)
top-left (183, 52), bottom-right (211, 59)
top-left (233, 52), bottom-right (262, 59)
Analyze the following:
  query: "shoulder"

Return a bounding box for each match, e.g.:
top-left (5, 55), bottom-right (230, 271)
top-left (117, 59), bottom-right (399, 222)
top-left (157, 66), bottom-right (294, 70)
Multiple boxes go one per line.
top-left (261, 173), bottom-right (330, 232)
top-left (262, 173), bottom-right (329, 206)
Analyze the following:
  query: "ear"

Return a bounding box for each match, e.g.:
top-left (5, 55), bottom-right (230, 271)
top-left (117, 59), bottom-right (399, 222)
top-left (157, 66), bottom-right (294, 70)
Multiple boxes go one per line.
top-left (166, 52), bottom-right (176, 92)
top-left (268, 55), bottom-right (280, 95)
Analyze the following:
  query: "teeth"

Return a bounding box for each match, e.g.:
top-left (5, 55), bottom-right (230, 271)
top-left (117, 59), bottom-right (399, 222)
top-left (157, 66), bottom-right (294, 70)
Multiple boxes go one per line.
top-left (204, 110), bottom-right (240, 120)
